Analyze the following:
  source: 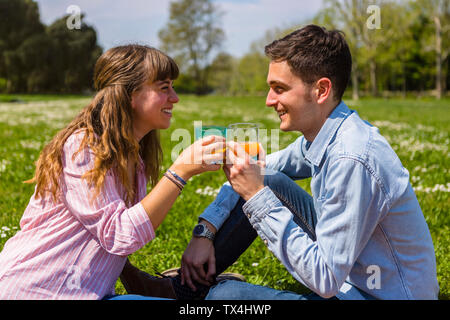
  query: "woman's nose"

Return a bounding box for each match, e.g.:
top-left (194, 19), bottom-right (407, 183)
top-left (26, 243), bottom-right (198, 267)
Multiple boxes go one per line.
top-left (170, 87), bottom-right (179, 103)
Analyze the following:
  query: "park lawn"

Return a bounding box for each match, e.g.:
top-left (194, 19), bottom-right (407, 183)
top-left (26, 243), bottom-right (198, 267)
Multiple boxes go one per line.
top-left (0, 94), bottom-right (448, 299)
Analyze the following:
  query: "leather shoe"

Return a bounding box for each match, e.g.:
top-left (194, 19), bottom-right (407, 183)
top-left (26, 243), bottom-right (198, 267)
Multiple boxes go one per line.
top-left (119, 259), bottom-right (177, 299)
top-left (161, 267), bottom-right (246, 283)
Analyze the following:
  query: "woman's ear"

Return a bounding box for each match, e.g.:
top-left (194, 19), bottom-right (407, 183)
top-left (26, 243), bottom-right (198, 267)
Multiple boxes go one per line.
top-left (315, 78), bottom-right (332, 104)
top-left (130, 90), bottom-right (138, 110)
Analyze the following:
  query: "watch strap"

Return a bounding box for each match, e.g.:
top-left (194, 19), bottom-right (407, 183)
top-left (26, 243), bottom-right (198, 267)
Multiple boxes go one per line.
top-left (194, 223), bottom-right (215, 241)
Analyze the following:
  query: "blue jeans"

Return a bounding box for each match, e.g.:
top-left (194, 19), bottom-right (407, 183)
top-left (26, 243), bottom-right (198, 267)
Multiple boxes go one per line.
top-left (205, 170), bottom-right (334, 300)
top-left (206, 280), bottom-right (335, 300)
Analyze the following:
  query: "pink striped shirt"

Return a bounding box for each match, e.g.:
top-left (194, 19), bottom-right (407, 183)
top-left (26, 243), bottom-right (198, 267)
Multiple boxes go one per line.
top-left (0, 131), bottom-right (155, 299)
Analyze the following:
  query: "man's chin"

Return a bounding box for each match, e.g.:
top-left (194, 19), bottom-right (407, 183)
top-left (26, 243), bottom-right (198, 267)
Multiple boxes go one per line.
top-left (279, 123), bottom-right (293, 132)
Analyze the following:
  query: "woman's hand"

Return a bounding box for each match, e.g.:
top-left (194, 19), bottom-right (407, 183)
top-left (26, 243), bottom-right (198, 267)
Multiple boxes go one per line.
top-left (170, 135), bottom-right (226, 181)
top-left (223, 141), bottom-right (266, 201)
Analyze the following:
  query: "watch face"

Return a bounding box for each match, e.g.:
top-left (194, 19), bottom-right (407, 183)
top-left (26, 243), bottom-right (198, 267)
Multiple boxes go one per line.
top-left (194, 224), bottom-right (205, 236)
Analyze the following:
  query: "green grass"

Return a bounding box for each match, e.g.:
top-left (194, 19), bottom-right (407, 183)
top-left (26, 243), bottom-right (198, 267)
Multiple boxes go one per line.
top-left (0, 94), bottom-right (448, 299)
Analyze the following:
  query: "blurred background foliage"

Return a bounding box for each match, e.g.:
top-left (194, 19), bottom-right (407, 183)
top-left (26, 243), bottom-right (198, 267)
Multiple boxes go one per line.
top-left (0, 0), bottom-right (448, 98)
top-left (0, 0), bottom-right (102, 94)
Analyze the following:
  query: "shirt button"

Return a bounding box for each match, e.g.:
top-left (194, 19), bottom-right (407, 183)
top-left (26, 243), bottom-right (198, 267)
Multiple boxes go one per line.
top-left (247, 213), bottom-right (251, 218)
top-left (263, 239), bottom-right (268, 245)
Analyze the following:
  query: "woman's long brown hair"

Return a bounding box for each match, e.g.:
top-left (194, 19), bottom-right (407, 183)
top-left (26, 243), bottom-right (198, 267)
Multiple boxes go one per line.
top-left (26, 45), bottom-right (179, 206)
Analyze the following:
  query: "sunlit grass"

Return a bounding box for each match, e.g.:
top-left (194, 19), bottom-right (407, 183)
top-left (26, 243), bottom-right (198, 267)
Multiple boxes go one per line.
top-left (0, 94), bottom-right (448, 299)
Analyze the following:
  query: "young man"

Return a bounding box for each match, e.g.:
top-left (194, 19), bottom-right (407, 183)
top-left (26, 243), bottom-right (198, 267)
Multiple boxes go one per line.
top-left (121, 25), bottom-right (439, 300)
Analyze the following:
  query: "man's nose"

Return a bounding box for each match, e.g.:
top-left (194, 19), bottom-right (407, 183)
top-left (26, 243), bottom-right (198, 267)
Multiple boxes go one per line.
top-left (266, 89), bottom-right (277, 107)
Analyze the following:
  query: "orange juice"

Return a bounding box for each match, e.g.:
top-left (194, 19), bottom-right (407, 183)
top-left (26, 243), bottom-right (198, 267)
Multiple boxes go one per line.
top-left (240, 142), bottom-right (259, 157)
top-left (212, 142), bottom-right (259, 157)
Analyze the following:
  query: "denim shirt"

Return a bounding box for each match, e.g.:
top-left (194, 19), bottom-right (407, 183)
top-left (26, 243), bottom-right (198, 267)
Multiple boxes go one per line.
top-left (200, 101), bottom-right (439, 300)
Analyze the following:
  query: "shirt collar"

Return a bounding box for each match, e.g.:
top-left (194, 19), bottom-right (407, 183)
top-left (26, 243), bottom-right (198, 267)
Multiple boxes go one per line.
top-left (304, 101), bottom-right (352, 167)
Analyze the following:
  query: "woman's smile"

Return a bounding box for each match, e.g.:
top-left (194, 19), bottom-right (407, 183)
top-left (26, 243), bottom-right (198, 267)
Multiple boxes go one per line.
top-left (162, 107), bottom-right (173, 118)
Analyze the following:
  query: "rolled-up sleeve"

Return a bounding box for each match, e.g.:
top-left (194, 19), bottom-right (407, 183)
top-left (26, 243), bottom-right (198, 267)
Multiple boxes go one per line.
top-left (198, 182), bottom-right (240, 230)
top-left (61, 132), bottom-right (155, 256)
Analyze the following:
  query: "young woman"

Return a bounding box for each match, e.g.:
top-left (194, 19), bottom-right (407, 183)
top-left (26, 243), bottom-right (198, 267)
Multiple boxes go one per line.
top-left (0, 45), bottom-right (225, 300)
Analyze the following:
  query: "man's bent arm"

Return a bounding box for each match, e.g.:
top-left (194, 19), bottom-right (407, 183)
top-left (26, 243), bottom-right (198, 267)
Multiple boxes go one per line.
top-left (242, 158), bottom-right (389, 298)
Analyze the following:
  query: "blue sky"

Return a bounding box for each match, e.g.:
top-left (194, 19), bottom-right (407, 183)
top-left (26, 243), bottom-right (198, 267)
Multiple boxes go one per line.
top-left (35, 0), bottom-right (324, 57)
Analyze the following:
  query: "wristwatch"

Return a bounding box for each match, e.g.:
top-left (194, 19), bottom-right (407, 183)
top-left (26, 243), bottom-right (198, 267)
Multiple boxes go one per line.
top-left (193, 223), bottom-right (215, 241)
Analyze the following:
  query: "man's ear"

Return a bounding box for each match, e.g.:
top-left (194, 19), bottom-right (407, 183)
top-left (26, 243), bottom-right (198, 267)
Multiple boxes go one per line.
top-left (315, 78), bottom-right (333, 104)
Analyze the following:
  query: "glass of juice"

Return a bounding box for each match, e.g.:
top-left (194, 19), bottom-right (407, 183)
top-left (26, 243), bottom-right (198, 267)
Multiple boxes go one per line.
top-left (194, 124), bottom-right (227, 163)
top-left (227, 123), bottom-right (260, 160)
top-left (194, 125), bottom-right (227, 141)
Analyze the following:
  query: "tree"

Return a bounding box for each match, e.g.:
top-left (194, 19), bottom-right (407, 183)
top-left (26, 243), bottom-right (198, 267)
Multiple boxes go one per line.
top-left (46, 14), bottom-right (102, 93)
top-left (316, 0), bottom-right (430, 98)
top-left (208, 52), bottom-right (234, 94)
top-left (314, 0), bottom-right (369, 99)
top-left (159, 0), bottom-right (225, 94)
top-left (0, 0), bottom-right (44, 50)
top-left (316, 0), bottom-right (392, 98)
top-left (314, 5), bottom-right (363, 99)
top-left (0, 0), bottom-right (102, 93)
top-left (0, 0), bottom-right (45, 92)
top-left (414, 0), bottom-right (450, 99)
top-left (229, 52), bottom-right (269, 95)
top-left (15, 32), bottom-right (55, 93)
top-left (227, 26), bottom-right (302, 96)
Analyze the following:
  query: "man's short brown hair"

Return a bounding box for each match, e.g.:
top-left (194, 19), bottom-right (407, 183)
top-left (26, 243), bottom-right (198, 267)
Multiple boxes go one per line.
top-left (265, 24), bottom-right (352, 101)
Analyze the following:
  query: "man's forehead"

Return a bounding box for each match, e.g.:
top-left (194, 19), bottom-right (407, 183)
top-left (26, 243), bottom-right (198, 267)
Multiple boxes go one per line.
top-left (267, 61), bottom-right (298, 84)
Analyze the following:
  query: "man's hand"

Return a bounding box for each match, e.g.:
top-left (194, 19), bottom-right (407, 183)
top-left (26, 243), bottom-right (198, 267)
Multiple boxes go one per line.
top-left (180, 220), bottom-right (217, 291)
top-left (224, 141), bottom-right (265, 201)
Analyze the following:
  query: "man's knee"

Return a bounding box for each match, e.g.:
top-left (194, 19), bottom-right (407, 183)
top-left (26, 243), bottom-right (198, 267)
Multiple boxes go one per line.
top-left (263, 169), bottom-right (292, 189)
top-left (205, 280), bottom-right (239, 300)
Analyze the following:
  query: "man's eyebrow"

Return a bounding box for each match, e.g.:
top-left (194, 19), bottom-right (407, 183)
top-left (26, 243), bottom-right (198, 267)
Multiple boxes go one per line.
top-left (157, 80), bottom-right (172, 85)
top-left (268, 80), bottom-right (288, 87)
